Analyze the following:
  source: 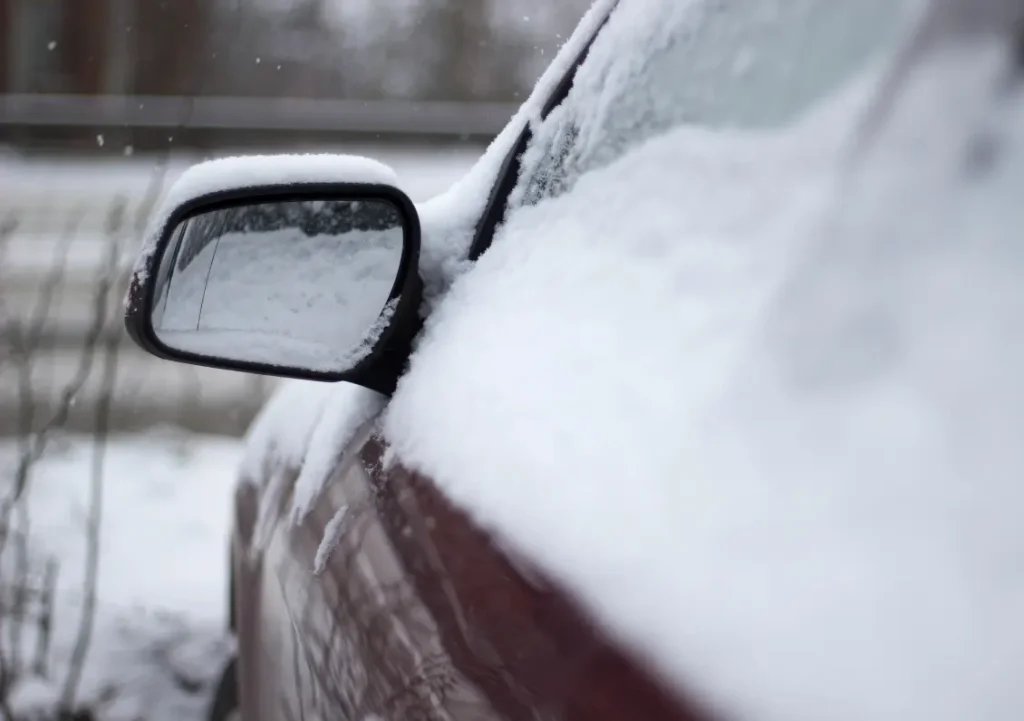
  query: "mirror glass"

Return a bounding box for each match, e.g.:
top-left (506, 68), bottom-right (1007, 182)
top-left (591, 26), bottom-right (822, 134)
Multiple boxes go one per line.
top-left (150, 197), bottom-right (404, 373)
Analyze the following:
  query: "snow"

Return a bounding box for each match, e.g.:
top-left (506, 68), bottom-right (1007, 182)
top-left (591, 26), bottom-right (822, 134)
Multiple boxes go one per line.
top-left (239, 378), bottom-right (384, 553)
top-left (153, 222), bottom-right (403, 372)
top-left (383, 27), bottom-right (1024, 721)
top-left (240, 380), bottom-right (335, 485)
top-left (508, 0), bottom-right (921, 215)
top-left (114, 0), bottom-right (619, 497)
top-left (158, 329), bottom-right (341, 369)
top-left (342, 297), bottom-right (400, 368)
top-left (313, 505), bottom-right (349, 575)
top-left (384, 110), bottom-right (847, 719)
top-left (0, 430), bottom-right (242, 721)
top-left (229, 0), bottom-right (620, 525)
top-left (130, 154), bottom-right (401, 299)
top-left (289, 385), bottom-right (384, 523)
top-left (413, 0), bottom-right (618, 300)
top-left (98, 2), bottom-right (1024, 721)
top-left (9, 675), bottom-right (60, 721)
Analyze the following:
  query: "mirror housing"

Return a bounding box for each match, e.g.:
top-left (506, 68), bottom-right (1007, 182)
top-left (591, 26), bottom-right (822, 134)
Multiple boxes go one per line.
top-left (125, 157), bottom-right (422, 395)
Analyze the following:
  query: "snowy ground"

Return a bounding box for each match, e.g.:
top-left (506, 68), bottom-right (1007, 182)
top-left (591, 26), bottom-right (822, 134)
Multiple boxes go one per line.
top-left (0, 429), bottom-right (243, 721)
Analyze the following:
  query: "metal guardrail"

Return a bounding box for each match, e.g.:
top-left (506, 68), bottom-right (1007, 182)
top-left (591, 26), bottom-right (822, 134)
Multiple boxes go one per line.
top-left (0, 94), bottom-right (519, 137)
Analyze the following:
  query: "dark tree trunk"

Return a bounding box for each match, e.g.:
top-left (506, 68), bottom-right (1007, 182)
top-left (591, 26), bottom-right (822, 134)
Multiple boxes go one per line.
top-left (132, 0), bottom-right (206, 95)
top-left (0, 0), bottom-right (11, 94)
top-left (63, 0), bottom-right (109, 94)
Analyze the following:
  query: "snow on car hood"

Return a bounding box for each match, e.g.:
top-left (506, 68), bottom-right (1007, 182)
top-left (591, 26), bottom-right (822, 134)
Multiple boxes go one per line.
top-left (384, 36), bottom-right (1024, 721)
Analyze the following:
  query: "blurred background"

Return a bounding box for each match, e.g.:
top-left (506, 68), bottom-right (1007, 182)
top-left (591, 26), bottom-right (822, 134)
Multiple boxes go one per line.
top-left (0, 0), bottom-right (591, 437)
top-left (0, 4), bottom-right (591, 720)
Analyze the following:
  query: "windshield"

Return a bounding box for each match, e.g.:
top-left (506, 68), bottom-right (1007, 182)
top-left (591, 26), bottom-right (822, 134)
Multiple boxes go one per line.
top-left (509, 0), bottom-right (923, 211)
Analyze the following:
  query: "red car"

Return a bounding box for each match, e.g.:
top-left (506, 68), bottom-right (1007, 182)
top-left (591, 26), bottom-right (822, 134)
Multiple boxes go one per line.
top-left (125, 0), bottom-right (1024, 720)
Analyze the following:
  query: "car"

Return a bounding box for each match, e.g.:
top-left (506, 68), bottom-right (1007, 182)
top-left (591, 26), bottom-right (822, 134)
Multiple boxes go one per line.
top-left (123, 0), bottom-right (1024, 720)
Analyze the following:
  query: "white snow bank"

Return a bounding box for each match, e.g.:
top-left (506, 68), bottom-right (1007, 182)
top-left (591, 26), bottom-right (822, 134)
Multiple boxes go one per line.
top-left (385, 35), bottom-right (1024, 721)
top-left (0, 430), bottom-right (242, 721)
top-left (129, 154), bottom-right (400, 296)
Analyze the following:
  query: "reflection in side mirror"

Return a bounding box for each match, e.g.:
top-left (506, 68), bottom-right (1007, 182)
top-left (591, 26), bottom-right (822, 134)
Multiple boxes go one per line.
top-left (125, 178), bottom-right (422, 393)
top-left (150, 197), bottom-right (404, 373)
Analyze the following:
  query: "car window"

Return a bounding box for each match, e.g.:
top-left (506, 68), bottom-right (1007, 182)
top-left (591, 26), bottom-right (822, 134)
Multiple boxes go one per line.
top-left (508, 0), bottom-right (922, 212)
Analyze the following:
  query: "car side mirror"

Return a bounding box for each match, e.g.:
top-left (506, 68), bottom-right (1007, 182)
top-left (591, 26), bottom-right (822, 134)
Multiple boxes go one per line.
top-left (124, 156), bottom-right (422, 394)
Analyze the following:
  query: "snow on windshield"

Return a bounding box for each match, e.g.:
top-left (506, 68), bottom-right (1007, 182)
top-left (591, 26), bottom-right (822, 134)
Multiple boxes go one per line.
top-left (508, 0), bottom-right (922, 214)
top-left (413, 0), bottom-right (617, 299)
top-left (385, 21), bottom-right (1024, 721)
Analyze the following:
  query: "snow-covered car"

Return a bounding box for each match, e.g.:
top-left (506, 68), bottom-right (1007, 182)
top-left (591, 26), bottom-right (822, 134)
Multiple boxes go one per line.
top-left (124, 0), bottom-right (1024, 720)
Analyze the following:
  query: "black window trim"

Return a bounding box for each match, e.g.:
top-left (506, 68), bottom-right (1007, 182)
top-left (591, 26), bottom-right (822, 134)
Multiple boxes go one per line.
top-left (466, 0), bottom-right (621, 261)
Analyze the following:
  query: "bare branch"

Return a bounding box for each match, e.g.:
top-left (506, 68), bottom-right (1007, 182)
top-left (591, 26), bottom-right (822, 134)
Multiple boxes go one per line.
top-left (33, 558), bottom-right (59, 678)
top-left (60, 205), bottom-right (127, 711)
top-left (5, 505), bottom-right (29, 678)
top-left (0, 214), bottom-right (19, 372)
top-left (22, 213), bottom-right (83, 355)
top-left (5, 200), bottom-right (126, 514)
top-left (0, 218), bottom-right (83, 654)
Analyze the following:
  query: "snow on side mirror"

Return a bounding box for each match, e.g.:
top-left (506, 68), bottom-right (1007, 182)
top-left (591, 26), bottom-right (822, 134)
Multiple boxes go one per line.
top-left (124, 155), bottom-right (422, 394)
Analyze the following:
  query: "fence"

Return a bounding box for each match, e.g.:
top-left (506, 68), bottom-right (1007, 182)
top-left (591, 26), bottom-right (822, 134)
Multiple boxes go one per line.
top-left (0, 94), bottom-right (518, 136)
top-left (0, 94), bottom-right (519, 154)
